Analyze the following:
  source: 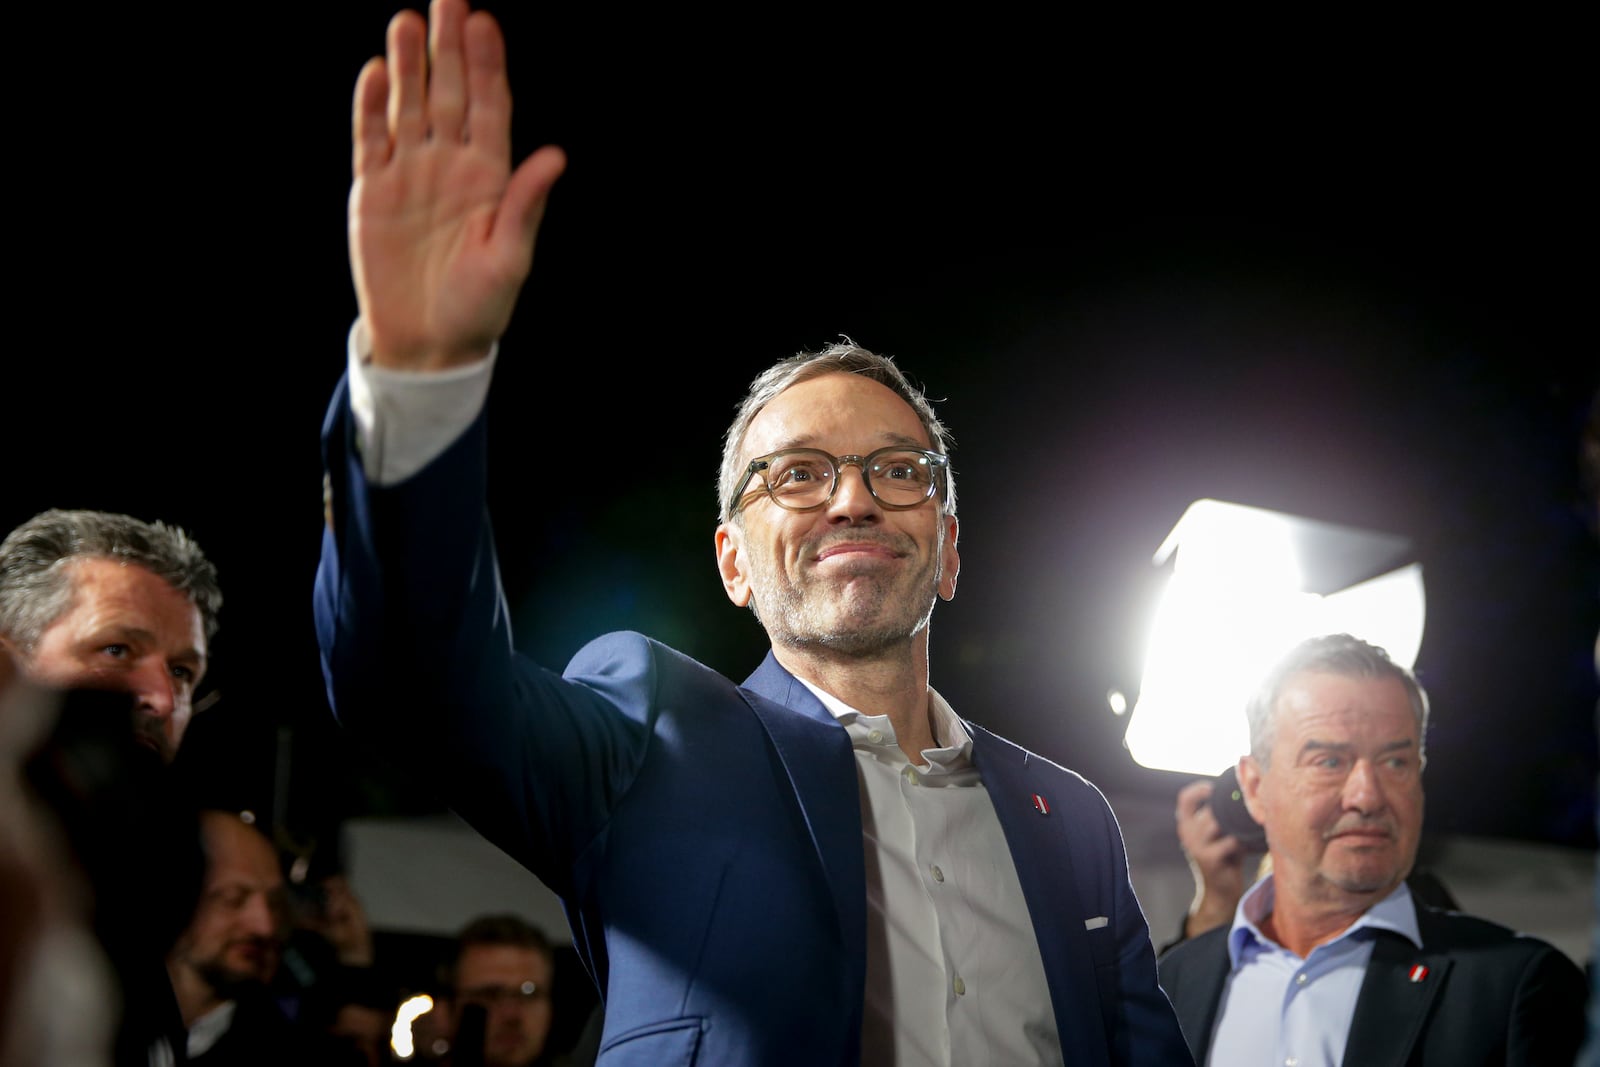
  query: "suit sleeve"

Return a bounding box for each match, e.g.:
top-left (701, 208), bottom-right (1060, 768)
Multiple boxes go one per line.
top-left (313, 375), bottom-right (649, 897)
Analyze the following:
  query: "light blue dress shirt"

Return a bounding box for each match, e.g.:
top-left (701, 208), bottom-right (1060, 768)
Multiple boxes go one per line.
top-left (1208, 876), bottom-right (1420, 1067)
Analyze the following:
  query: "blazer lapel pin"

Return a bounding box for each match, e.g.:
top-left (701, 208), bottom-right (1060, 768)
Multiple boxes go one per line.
top-left (1032, 793), bottom-right (1050, 815)
top-left (1408, 964), bottom-right (1429, 983)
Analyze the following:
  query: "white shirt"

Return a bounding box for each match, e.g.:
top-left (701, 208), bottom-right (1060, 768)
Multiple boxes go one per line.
top-left (185, 1000), bottom-right (237, 1059)
top-left (1209, 876), bottom-right (1421, 1067)
top-left (799, 679), bottom-right (1059, 1067)
top-left (346, 325), bottom-right (1062, 1065)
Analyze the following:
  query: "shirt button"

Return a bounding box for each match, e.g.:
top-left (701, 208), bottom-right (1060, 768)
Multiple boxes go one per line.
top-left (867, 729), bottom-right (885, 745)
top-left (930, 865), bottom-right (944, 883)
top-left (953, 976), bottom-right (966, 996)
top-left (903, 768), bottom-right (920, 785)
top-left (1285, 1058), bottom-right (1298, 1066)
top-left (1295, 973), bottom-right (1308, 985)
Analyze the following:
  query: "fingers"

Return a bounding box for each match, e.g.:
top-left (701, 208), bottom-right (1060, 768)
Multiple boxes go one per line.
top-left (352, 57), bottom-right (391, 176)
top-left (463, 9), bottom-right (511, 157)
top-left (1178, 779), bottom-right (1243, 861)
top-left (1176, 779), bottom-right (1214, 818)
top-left (496, 145), bottom-right (568, 255)
top-left (1212, 834), bottom-right (1246, 862)
top-left (1179, 808), bottom-right (1225, 855)
top-left (386, 9), bottom-right (428, 150)
top-left (427, 0), bottom-right (469, 143)
top-left (356, 2), bottom-right (511, 170)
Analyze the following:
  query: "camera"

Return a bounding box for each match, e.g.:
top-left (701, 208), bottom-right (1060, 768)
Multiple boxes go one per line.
top-left (1208, 764), bottom-right (1267, 852)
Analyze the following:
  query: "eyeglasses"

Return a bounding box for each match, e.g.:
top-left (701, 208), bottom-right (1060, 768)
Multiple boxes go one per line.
top-left (727, 446), bottom-right (948, 519)
top-left (457, 981), bottom-right (546, 1006)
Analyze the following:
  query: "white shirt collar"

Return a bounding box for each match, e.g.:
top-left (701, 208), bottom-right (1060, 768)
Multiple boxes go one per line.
top-left (185, 1000), bottom-right (237, 1058)
top-left (795, 677), bottom-right (974, 769)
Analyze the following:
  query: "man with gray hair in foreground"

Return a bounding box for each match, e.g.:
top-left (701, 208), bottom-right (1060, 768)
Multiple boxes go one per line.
top-left (0, 508), bottom-right (222, 764)
top-left (1157, 632), bottom-right (1585, 1065)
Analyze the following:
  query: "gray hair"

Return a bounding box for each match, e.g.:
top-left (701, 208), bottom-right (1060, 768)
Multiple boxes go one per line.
top-left (1245, 633), bottom-right (1428, 767)
top-left (0, 509), bottom-right (222, 653)
top-left (717, 339), bottom-right (957, 523)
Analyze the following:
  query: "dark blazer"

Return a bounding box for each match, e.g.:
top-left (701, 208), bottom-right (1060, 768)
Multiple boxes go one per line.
top-left (1157, 899), bottom-right (1587, 1066)
top-left (186, 988), bottom-right (315, 1067)
top-left (313, 379), bottom-right (1193, 1066)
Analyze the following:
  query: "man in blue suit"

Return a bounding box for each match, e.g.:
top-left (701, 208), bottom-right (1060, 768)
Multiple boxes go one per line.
top-left (314, 2), bottom-right (1192, 1063)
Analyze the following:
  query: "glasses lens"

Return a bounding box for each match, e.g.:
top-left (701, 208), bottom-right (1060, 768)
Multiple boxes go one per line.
top-left (461, 981), bottom-right (541, 1005)
top-left (868, 450), bottom-right (938, 505)
top-left (764, 451), bottom-right (836, 508)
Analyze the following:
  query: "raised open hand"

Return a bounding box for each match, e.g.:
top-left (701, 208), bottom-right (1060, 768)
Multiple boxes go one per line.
top-left (349, 0), bottom-right (566, 370)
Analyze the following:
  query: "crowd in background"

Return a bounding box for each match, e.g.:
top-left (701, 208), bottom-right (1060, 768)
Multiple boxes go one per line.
top-left (0, 510), bottom-right (597, 1067)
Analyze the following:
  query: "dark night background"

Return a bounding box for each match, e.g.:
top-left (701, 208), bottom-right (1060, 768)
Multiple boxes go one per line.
top-left (10, 5), bottom-right (1596, 871)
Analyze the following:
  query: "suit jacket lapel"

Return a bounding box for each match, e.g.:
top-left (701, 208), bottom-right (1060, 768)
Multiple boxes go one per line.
top-left (967, 724), bottom-right (1111, 1066)
top-left (1162, 932), bottom-right (1231, 1065)
top-left (1343, 919), bottom-right (1448, 1067)
top-left (741, 654), bottom-right (867, 973)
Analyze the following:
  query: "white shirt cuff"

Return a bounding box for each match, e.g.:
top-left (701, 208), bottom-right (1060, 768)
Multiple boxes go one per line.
top-left (345, 318), bottom-right (497, 485)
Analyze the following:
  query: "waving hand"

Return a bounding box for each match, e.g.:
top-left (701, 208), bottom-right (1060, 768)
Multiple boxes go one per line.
top-left (349, 0), bottom-right (566, 370)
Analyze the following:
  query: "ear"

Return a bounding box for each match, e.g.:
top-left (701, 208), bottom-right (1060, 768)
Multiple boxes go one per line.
top-left (1237, 754), bottom-right (1266, 824)
top-left (715, 523), bottom-right (752, 607)
top-left (937, 513), bottom-right (960, 602)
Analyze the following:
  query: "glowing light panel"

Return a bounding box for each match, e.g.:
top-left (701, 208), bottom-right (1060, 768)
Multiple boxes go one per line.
top-left (1123, 499), bottom-right (1424, 776)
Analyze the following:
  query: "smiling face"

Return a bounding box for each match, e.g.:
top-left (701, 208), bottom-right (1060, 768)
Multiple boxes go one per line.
top-left (21, 557), bottom-right (207, 763)
top-left (1239, 670), bottom-right (1424, 909)
top-left (715, 372), bottom-right (959, 657)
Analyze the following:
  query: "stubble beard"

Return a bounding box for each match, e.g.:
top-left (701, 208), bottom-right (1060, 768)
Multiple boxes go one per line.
top-left (192, 947), bottom-right (274, 999)
top-left (750, 545), bottom-right (943, 658)
top-left (1322, 846), bottom-right (1414, 899)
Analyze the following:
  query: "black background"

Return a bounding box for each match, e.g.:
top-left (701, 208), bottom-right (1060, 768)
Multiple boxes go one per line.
top-left (10, 5), bottom-right (1596, 866)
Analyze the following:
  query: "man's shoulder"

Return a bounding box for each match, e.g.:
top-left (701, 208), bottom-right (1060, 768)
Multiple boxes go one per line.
top-left (564, 630), bottom-right (767, 718)
top-left (1157, 922), bottom-right (1230, 974)
top-left (567, 630), bottom-right (731, 687)
top-left (1402, 902), bottom-right (1588, 1051)
top-left (964, 719), bottom-right (1096, 787)
top-left (1415, 903), bottom-right (1580, 965)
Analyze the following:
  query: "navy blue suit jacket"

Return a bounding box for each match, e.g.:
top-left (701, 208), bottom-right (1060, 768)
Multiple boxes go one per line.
top-left (1157, 901), bottom-right (1586, 1066)
top-left (314, 378), bottom-right (1192, 1065)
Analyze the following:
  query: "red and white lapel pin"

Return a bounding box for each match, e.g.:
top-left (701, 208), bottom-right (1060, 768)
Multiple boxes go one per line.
top-left (1032, 793), bottom-right (1050, 815)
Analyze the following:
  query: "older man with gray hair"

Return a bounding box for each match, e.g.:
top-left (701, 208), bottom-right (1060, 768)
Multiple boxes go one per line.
top-left (1158, 632), bottom-right (1586, 1065)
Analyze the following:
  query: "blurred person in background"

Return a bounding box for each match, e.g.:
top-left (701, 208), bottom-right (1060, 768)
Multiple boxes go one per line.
top-left (443, 915), bottom-right (556, 1067)
top-left (167, 808), bottom-right (312, 1065)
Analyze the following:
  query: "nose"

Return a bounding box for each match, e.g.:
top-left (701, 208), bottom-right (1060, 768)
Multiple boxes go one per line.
top-left (1342, 758), bottom-right (1387, 815)
top-left (238, 890), bottom-right (279, 938)
top-left (128, 658), bottom-right (179, 718)
top-left (487, 997), bottom-right (524, 1021)
top-left (825, 457), bottom-right (881, 521)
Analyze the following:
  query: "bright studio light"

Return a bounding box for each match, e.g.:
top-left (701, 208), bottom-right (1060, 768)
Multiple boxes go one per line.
top-left (1122, 499), bottom-right (1425, 776)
